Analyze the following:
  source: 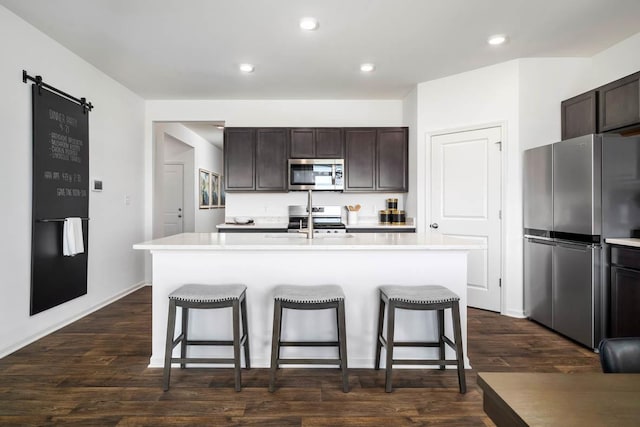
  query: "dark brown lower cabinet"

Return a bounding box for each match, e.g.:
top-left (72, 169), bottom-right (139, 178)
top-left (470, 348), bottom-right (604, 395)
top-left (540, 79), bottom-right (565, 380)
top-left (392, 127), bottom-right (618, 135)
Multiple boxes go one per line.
top-left (610, 245), bottom-right (640, 337)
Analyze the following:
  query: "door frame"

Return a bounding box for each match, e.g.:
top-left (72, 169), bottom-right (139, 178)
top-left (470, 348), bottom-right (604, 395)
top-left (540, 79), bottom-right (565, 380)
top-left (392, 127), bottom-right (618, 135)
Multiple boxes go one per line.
top-left (425, 122), bottom-right (507, 314)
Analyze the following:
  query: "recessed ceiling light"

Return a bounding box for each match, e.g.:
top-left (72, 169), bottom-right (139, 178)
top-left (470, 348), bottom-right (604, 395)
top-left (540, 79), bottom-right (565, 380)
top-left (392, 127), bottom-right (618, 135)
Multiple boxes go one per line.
top-left (487, 34), bottom-right (507, 45)
top-left (300, 17), bottom-right (319, 31)
top-left (360, 63), bottom-right (375, 72)
top-left (239, 63), bottom-right (255, 73)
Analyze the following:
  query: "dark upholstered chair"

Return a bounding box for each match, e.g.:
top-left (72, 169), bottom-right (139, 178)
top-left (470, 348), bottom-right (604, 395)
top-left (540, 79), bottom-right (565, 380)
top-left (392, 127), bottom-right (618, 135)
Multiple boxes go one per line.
top-left (598, 337), bottom-right (640, 373)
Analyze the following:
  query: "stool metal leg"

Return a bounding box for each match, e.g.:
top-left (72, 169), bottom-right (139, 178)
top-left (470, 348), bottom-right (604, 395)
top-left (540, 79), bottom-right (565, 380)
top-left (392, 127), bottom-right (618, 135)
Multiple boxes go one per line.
top-left (163, 299), bottom-right (177, 391)
top-left (437, 308), bottom-right (445, 370)
top-left (240, 294), bottom-right (251, 369)
top-left (374, 295), bottom-right (385, 370)
top-left (337, 300), bottom-right (349, 393)
top-left (384, 301), bottom-right (396, 393)
top-left (180, 306), bottom-right (189, 369)
top-left (269, 299), bottom-right (283, 392)
top-left (451, 301), bottom-right (466, 394)
top-left (232, 299), bottom-right (242, 392)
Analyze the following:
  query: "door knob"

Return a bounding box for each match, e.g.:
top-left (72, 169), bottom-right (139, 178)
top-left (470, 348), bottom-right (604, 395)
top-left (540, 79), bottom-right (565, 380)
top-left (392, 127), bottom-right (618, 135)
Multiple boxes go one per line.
top-left (178, 215), bottom-right (182, 218)
top-left (430, 223), bottom-right (439, 229)
top-left (178, 208), bottom-right (182, 211)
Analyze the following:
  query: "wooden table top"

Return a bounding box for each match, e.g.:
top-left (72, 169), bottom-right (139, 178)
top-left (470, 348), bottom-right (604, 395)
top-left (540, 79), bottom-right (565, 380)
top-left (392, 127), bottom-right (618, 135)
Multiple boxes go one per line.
top-left (477, 372), bottom-right (640, 427)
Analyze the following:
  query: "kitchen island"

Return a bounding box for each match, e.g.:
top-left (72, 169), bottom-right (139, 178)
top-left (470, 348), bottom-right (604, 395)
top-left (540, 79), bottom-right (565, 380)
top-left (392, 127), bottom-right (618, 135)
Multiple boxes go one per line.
top-left (134, 232), bottom-right (483, 369)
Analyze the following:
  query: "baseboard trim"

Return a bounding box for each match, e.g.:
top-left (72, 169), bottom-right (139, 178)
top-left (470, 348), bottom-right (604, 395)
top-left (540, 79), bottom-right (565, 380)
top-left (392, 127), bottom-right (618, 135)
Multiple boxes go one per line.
top-left (0, 282), bottom-right (148, 359)
top-left (504, 308), bottom-right (527, 318)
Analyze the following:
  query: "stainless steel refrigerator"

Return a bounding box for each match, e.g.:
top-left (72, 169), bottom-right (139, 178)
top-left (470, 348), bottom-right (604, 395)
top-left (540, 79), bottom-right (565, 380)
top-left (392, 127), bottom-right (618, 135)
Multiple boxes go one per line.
top-left (524, 134), bottom-right (640, 349)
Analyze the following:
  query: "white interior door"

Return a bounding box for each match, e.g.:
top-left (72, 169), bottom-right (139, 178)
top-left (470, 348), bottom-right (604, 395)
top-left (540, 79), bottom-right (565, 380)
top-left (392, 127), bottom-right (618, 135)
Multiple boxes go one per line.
top-left (163, 163), bottom-right (184, 236)
top-left (430, 127), bottom-right (502, 311)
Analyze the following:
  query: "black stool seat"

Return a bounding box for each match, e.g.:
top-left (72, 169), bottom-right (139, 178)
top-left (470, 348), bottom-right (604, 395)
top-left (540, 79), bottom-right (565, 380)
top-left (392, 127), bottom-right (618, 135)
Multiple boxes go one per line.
top-left (270, 284), bottom-right (349, 392)
top-left (163, 284), bottom-right (250, 392)
top-left (375, 285), bottom-right (466, 393)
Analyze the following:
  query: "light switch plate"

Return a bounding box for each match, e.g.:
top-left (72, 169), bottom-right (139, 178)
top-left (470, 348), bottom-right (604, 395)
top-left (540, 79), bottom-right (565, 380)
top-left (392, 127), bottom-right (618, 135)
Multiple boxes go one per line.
top-left (92, 179), bottom-right (103, 192)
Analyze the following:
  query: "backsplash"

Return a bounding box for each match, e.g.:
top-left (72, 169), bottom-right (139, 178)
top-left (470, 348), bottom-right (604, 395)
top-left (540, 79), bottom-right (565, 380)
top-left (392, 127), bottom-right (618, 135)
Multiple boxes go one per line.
top-left (225, 192), bottom-right (408, 223)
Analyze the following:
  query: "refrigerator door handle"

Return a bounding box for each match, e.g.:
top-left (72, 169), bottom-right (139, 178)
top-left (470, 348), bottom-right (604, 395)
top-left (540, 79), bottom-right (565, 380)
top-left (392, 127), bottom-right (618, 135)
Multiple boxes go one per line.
top-left (524, 236), bottom-right (555, 244)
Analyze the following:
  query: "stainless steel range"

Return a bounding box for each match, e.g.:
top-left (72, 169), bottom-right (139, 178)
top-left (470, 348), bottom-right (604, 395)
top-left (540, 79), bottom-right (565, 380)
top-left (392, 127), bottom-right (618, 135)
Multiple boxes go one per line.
top-left (287, 205), bottom-right (346, 234)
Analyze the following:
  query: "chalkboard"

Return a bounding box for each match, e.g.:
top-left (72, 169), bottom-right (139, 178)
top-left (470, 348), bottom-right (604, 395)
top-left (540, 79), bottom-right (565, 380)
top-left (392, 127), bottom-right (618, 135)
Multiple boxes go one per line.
top-left (30, 85), bottom-right (89, 315)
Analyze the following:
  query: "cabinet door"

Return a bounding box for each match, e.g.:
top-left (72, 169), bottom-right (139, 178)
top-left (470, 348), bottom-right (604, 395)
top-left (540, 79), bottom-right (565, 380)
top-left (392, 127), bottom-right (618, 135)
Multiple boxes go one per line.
top-left (315, 128), bottom-right (344, 158)
top-left (256, 128), bottom-right (288, 191)
top-left (598, 71), bottom-right (640, 132)
top-left (224, 128), bottom-right (255, 191)
top-left (610, 246), bottom-right (640, 337)
top-left (290, 128), bottom-right (315, 158)
top-left (377, 128), bottom-right (408, 191)
top-left (610, 266), bottom-right (640, 337)
top-left (345, 129), bottom-right (376, 191)
top-left (561, 90), bottom-right (597, 140)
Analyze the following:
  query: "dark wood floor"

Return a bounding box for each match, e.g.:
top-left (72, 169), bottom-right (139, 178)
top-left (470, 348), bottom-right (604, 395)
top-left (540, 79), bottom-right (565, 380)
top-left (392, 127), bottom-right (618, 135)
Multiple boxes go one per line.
top-left (0, 286), bottom-right (600, 426)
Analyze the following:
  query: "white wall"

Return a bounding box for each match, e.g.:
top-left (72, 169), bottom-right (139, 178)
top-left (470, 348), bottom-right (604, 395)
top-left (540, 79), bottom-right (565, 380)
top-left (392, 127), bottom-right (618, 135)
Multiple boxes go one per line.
top-left (414, 60), bottom-right (521, 315)
top-left (589, 32), bottom-right (640, 88)
top-left (518, 58), bottom-right (592, 151)
top-left (402, 87), bottom-right (419, 220)
top-left (0, 6), bottom-right (146, 357)
top-left (153, 123), bottom-right (224, 236)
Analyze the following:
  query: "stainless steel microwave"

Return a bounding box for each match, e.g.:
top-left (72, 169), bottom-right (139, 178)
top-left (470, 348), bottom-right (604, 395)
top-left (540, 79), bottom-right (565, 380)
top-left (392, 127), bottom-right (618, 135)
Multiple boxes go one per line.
top-left (288, 158), bottom-right (344, 191)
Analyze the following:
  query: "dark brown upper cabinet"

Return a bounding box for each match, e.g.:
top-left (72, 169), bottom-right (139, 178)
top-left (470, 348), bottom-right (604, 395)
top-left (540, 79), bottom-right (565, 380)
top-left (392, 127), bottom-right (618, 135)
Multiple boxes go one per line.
top-left (224, 127), bottom-right (288, 192)
top-left (224, 128), bottom-right (255, 191)
top-left (377, 128), bottom-right (408, 192)
top-left (598, 71), bottom-right (640, 133)
top-left (256, 128), bottom-right (288, 191)
top-left (345, 127), bottom-right (408, 192)
top-left (345, 129), bottom-right (377, 191)
top-left (290, 128), bottom-right (344, 158)
top-left (561, 90), bottom-right (597, 140)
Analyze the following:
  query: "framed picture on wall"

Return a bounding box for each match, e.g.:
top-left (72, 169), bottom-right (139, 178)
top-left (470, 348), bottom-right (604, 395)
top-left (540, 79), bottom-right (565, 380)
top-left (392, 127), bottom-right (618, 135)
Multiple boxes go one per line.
top-left (210, 173), bottom-right (219, 207)
top-left (199, 169), bottom-right (210, 209)
top-left (219, 175), bottom-right (225, 207)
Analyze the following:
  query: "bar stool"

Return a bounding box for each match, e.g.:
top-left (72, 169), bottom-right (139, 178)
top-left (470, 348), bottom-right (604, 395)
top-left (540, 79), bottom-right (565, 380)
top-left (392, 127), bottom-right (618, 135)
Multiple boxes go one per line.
top-left (162, 284), bottom-right (250, 392)
top-left (374, 285), bottom-right (466, 393)
top-left (269, 284), bottom-right (349, 392)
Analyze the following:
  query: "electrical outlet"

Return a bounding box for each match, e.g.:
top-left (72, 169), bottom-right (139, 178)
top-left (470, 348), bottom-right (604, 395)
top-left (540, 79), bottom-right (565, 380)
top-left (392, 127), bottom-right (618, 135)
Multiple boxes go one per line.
top-left (124, 195), bottom-right (131, 206)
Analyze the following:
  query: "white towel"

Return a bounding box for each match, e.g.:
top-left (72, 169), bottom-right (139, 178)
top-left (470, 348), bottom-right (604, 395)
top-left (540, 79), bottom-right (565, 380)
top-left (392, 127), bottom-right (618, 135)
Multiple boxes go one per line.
top-left (63, 217), bottom-right (84, 256)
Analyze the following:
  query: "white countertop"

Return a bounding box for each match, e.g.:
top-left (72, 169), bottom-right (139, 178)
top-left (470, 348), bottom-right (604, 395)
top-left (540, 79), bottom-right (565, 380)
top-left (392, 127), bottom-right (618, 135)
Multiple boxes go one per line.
top-left (133, 231), bottom-right (483, 251)
top-left (605, 238), bottom-right (640, 248)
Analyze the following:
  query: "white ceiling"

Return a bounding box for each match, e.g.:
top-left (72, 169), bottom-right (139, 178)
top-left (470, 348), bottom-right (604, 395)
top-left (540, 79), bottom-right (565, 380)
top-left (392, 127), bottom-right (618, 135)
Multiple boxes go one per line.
top-left (3, 0), bottom-right (640, 100)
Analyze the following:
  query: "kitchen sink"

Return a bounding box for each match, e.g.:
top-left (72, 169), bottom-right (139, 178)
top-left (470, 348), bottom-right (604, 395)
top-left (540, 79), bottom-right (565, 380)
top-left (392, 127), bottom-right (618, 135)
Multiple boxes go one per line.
top-left (264, 233), bottom-right (354, 239)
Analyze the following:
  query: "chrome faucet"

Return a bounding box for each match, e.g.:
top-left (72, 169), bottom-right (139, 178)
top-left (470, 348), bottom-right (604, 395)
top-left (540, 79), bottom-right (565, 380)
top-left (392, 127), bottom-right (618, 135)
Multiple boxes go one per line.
top-left (306, 189), bottom-right (314, 239)
top-left (295, 189), bottom-right (315, 239)
top-left (304, 189), bottom-right (314, 239)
